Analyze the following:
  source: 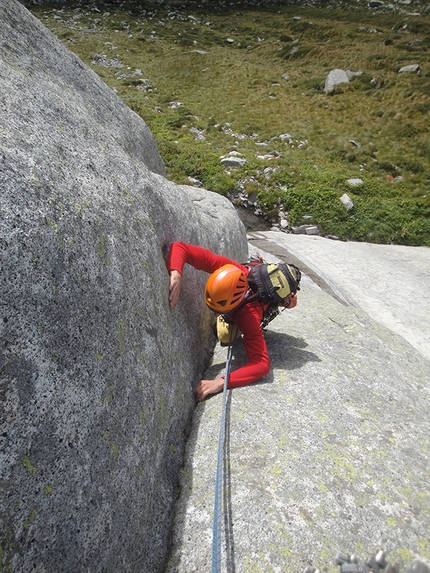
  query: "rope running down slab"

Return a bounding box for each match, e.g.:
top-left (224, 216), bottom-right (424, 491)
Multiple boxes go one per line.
top-left (212, 335), bottom-right (235, 573)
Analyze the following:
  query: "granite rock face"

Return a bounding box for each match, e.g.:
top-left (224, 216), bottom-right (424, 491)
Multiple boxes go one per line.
top-left (166, 246), bottom-right (430, 573)
top-left (0, 2), bottom-right (247, 572)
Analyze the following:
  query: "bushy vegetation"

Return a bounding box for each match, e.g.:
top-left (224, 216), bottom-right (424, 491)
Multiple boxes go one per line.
top-left (26, 0), bottom-right (430, 245)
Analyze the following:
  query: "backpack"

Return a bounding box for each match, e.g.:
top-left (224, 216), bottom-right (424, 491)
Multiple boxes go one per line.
top-left (245, 256), bottom-right (301, 330)
top-left (245, 258), bottom-right (301, 306)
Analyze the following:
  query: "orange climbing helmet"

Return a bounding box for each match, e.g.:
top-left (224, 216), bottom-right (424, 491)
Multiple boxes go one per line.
top-left (204, 264), bottom-right (249, 313)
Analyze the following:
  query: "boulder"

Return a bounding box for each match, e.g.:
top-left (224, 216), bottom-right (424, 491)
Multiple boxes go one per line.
top-left (346, 69), bottom-right (363, 80)
top-left (398, 64), bottom-right (421, 74)
top-left (340, 193), bottom-right (354, 210)
top-left (220, 155), bottom-right (248, 167)
top-left (0, 2), bottom-right (247, 572)
top-left (292, 224), bottom-right (320, 235)
top-left (324, 68), bottom-right (350, 94)
top-left (347, 178), bottom-right (364, 186)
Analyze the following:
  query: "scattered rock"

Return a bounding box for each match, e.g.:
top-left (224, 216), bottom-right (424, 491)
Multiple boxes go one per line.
top-left (347, 178), bottom-right (364, 186)
top-left (91, 53), bottom-right (123, 67)
top-left (346, 69), bottom-right (363, 79)
top-left (370, 76), bottom-right (384, 88)
top-left (188, 176), bottom-right (203, 187)
top-left (403, 560), bottom-right (430, 573)
top-left (324, 68), bottom-right (350, 93)
top-left (340, 193), bottom-right (354, 210)
top-left (220, 153), bottom-right (247, 167)
top-left (398, 64), bottom-right (420, 74)
top-left (115, 68), bottom-right (143, 79)
top-left (368, 0), bottom-right (385, 7)
top-left (279, 133), bottom-right (294, 144)
top-left (190, 126), bottom-right (206, 140)
top-left (136, 78), bottom-right (154, 91)
top-left (334, 552), bottom-right (430, 573)
top-left (257, 151), bottom-right (281, 160)
top-left (292, 224), bottom-right (320, 235)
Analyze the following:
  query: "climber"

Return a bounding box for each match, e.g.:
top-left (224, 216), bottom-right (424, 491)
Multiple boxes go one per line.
top-left (167, 241), bottom-right (300, 402)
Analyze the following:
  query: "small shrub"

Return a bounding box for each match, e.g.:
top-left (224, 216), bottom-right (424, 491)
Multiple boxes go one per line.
top-left (395, 123), bottom-right (420, 138)
top-left (277, 45), bottom-right (313, 60)
top-left (351, 72), bottom-right (375, 89)
top-left (276, 182), bottom-right (349, 235)
top-left (413, 103), bottom-right (430, 114)
top-left (402, 21), bottom-right (429, 34)
top-left (291, 20), bottom-right (314, 31)
top-left (300, 76), bottom-right (325, 93)
top-left (203, 172), bottom-right (236, 195)
top-left (394, 42), bottom-right (425, 52)
top-left (397, 160), bottom-right (425, 173)
top-left (377, 160), bottom-right (398, 174)
top-left (327, 149), bottom-right (348, 162)
top-left (165, 108), bottom-right (193, 130)
top-left (256, 189), bottom-right (282, 215)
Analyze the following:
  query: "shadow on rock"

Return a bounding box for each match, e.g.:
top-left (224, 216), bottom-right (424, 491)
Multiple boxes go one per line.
top-left (204, 330), bottom-right (320, 383)
top-left (263, 329), bottom-right (321, 371)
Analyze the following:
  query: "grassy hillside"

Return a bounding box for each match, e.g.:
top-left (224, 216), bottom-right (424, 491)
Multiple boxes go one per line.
top-left (26, 0), bottom-right (430, 245)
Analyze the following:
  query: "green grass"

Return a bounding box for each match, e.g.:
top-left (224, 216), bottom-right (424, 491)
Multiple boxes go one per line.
top-left (25, 0), bottom-right (430, 245)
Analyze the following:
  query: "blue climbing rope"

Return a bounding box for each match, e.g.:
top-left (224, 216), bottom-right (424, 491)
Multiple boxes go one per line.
top-left (212, 337), bottom-right (235, 573)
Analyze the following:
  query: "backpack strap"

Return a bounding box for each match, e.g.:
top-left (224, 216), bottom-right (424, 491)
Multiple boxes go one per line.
top-left (260, 303), bottom-right (280, 331)
top-left (242, 254), bottom-right (265, 272)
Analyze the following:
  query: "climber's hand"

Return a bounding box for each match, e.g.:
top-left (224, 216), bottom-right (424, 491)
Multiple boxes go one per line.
top-left (195, 378), bottom-right (224, 402)
top-left (169, 270), bottom-right (182, 307)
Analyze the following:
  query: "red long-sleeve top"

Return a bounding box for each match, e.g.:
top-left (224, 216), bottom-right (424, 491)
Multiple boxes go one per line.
top-left (168, 241), bottom-right (270, 388)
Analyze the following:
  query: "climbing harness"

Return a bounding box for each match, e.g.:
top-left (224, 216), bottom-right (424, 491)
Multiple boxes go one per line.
top-left (212, 332), bottom-right (235, 573)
